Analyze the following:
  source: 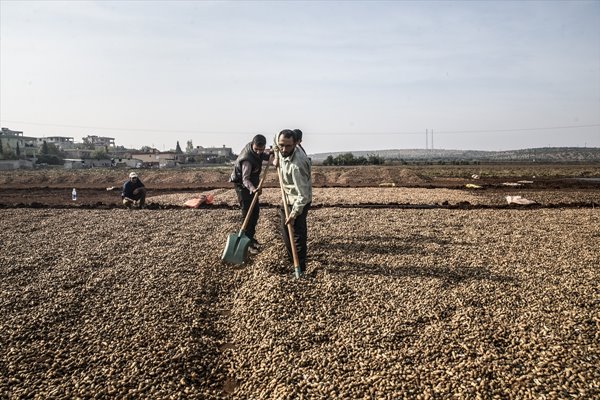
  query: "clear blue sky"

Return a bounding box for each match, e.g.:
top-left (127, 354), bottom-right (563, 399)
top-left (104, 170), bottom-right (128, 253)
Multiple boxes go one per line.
top-left (1, 0), bottom-right (599, 153)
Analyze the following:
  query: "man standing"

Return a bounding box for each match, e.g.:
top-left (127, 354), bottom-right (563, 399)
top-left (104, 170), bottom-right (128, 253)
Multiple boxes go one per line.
top-left (122, 171), bottom-right (147, 208)
top-left (229, 134), bottom-right (271, 254)
top-left (293, 129), bottom-right (307, 155)
top-left (276, 129), bottom-right (312, 275)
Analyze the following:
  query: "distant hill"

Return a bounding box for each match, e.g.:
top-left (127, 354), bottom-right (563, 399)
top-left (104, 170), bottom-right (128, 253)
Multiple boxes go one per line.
top-left (309, 147), bottom-right (600, 163)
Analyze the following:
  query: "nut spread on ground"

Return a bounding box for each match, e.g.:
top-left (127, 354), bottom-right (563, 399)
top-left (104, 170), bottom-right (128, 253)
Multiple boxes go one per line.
top-left (1, 206), bottom-right (598, 398)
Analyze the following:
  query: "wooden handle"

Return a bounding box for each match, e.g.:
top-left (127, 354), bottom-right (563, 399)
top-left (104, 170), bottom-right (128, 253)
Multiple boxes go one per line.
top-left (240, 163), bottom-right (269, 233)
top-left (276, 162), bottom-right (300, 269)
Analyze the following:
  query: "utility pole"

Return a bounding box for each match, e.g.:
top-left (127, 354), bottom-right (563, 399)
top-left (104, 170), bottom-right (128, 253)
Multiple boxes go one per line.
top-left (431, 129), bottom-right (434, 150)
top-left (426, 129), bottom-right (428, 150)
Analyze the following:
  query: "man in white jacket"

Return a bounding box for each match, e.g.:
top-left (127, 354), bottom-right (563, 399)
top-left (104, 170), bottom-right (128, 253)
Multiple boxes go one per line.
top-left (276, 129), bottom-right (312, 275)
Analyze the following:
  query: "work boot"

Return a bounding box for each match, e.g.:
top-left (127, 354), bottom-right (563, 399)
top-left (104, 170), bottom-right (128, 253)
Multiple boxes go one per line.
top-left (248, 246), bottom-right (259, 255)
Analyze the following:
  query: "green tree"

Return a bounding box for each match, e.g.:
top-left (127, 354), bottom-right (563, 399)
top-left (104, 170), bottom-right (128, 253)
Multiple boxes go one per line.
top-left (356, 156), bottom-right (368, 165)
top-left (334, 152), bottom-right (353, 165)
top-left (2, 142), bottom-right (16, 159)
top-left (36, 154), bottom-right (63, 165)
top-left (48, 143), bottom-right (59, 155)
top-left (92, 149), bottom-right (107, 160)
top-left (43, 143), bottom-right (62, 156)
top-left (2, 142), bottom-right (15, 160)
top-left (323, 155), bottom-right (334, 166)
top-left (175, 141), bottom-right (183, 154)
top-left (38, 141), bottom-right (64, 164)
top-left (368, 155), bottom-right (384, 165)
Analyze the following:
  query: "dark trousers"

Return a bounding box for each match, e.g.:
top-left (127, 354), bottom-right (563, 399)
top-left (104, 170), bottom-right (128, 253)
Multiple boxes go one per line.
top-left (132, 188), bottom-right (146, 206)
top-left (235, 185), bottom-right (259, 242)
top-left (278, 203), bottom-right (310, 272)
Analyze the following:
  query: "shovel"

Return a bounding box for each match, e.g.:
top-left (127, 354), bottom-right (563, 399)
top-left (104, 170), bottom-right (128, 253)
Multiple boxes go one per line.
top-left (276, 161), bottom-right (302, 279)
top-left (221, 163), bottom-right (269, 265)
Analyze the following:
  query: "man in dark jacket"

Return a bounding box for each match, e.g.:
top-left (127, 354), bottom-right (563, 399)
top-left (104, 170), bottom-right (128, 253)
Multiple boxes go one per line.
top-left (122, 171), bottom-right (147, 208)
top-left (229, 134), bottom-right (271, 254)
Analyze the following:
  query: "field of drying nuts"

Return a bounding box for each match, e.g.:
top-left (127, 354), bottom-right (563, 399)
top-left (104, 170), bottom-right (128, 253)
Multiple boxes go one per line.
top-left (1, 194), bottom-right (599, 398)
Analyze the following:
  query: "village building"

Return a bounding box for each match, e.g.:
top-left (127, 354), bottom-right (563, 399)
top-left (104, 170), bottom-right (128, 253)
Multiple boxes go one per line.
top-left (83, 135), bottom-right (116, 149)
top-left (63, 158), bottom-right (113, 169)
top-left (130, 149), bottom-right (185, 168)
top-left (1, 127), bottom-right (39, 158)
top-left (191, 145), bottom-right (235, 163)
top-left (36, 136), bottom-right (76, 150)
top-left (1, 126), bottom-right (237, 169)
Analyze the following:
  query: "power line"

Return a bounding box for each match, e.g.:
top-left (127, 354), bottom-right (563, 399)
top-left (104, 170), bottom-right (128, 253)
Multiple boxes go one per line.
top-left (1, 119), bottom-right (598, 136)
top-left (316, 124), bottom-right (600, 135)
top-left (0, 120), bottom-right (242, 134)
top-left (435, 124), bottom-right (600, 134)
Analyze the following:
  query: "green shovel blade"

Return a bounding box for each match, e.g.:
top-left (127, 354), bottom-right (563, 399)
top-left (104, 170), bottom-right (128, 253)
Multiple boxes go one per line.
top-left (221, 231), bottom-right (252, 265)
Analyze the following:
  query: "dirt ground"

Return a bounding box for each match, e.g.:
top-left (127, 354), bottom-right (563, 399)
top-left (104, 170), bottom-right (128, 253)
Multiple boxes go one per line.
top-left (1, 164), bottom-right (599, 398)
top-left (1, 208), bottom-right (598, 398)
top-left (0, 165), bottom-right (598, 208)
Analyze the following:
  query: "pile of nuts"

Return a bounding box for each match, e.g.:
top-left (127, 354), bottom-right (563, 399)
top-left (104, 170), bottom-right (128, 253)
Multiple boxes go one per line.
top-left (149, 187), bottom-right (599, 208)
top-left (1, 205), bottom-right (598, 398)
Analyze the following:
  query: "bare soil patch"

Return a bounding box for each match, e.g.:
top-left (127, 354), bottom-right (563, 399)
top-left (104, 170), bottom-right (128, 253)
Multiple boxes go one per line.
top-left (1, 165), bottom-right (599, 208)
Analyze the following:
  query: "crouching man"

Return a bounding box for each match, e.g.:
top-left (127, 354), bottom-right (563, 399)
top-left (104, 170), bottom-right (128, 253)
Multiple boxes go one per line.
top-left (122, 171), bottom-right (147, 208)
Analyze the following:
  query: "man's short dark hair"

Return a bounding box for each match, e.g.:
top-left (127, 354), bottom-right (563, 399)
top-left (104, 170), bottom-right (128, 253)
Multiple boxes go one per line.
top-left (293, 129), bottom-right (303, 141)
top-left (278, 129), bottom-right (296, 141)
top-left (252, 134), bottom-right (267, 147)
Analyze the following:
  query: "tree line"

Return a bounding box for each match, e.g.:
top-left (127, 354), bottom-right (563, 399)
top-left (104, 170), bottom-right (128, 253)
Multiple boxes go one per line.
top-left (322, 153), bottom-right (386, 166)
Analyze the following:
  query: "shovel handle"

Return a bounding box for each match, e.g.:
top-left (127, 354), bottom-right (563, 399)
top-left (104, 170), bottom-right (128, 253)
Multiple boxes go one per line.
top-left (276, 160), bottom-right (301, 272)
top-left (239, 162), bottom-right (269, 233)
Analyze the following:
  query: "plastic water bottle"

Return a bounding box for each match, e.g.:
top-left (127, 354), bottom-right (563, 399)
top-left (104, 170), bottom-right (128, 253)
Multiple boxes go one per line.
top-left (72, 188), bottom-right (77, 201)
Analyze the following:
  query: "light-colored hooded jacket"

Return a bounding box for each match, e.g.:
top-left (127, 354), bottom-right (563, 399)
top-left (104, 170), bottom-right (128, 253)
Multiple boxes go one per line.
top-left (279, 146), bottom-right (312, 218)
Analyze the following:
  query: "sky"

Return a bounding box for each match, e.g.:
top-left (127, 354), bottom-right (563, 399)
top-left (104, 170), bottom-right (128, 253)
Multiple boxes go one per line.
top-left (1, 0), bottom-right (599, 154)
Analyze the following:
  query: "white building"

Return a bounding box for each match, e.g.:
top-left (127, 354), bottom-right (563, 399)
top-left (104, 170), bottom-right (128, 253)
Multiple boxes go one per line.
top-left (83, 135), bottom-right (116, 148)
top-left (37, 136), bottom-right (75, 150)
top-left (194, 145), bottom-right (234, 158)
top-left (1, 127), bottom-right (39, 157)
